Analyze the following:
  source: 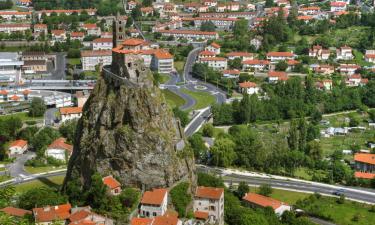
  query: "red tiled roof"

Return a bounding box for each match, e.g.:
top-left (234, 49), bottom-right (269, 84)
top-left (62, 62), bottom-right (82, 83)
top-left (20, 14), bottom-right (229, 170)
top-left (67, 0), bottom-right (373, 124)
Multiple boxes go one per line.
top-left (10, 95), bottom-right (20, 101)
top-left (93, 38), bottom-right (112, 43)
top-left (243, 59), bottom-right (270, 65)
top-left (226, 52), bottom-right (253, 57)
top-left (199, 50), bottom-right (216, 56)
top-left (131, 218), bottom-right (153, 225)
top-left (0, 207), bottom-right (31, 217)
top-left (297, 15), bottom-right (313, 20)
top-left (0, 11), bottom-right (31, 15)
top-left (243, 193), bottom-right (287, 209)
top-left (239, 81), bottom-right (257, 88)
top-left (34, 24), bottom-right (47, 29)
top-left (223, 69), bottom-right (240, 75)
top-left (33, 203), bottom-right (72, 223)
top-left (83, 24), bottom-right (97, 29)
top-left (69, 210), bottom-right (90, 222)
top-left (69, 220), bottom-right (95, 225)
top-left (122, 38), bottom-right (147, 46)
top-left (365, 54), bottom-right (375, 59)
top-left (141, 7), bottom-right (153, 12)
top-left (71, 32), bottom-right (85, 37)
top-left (268, 71), bottom-right (287, 79)
top-left (23, 89), bottom-right (31, 95)
top-left (153, 214), bottom-right (179, 225)
top-left (9, 139), bottom-right (27, 148)
top-left (354, 153), bottom-right (375, 165)
top-left (210, 42), bottom-right (221, 48)
top-left (331, 2), bottom-right (346, 7)
top-left (52, 30), bottom-right (65, 35)
top-left (195, 186), bottom-right (224, 200)
top-left (194, 211), bottom-right (209, 220)
top-left (141, 189), bottom-right (168, 205)
top-left (267, 52), bottom-right (294, 57)
top-left (48, 138), bottom-right (73, 152)
top-left (81, 50), bottom-right (111, 57)
top-left (0, 90), bottom-right (8, 95)
top-left (60, 107), bottom-right (82, 115)
top-left (300, 6), bottom-right (320, 11)
top-left (287, 59), bottom-right (300, 65)
top-left (354, 172), bottom-right (375, 179)
top-left (0, 23), bottom-right (30, 28)
top-left (102, 176), bottom-right (121, 189)
top-left (154, 49), bottom-right (173, 59)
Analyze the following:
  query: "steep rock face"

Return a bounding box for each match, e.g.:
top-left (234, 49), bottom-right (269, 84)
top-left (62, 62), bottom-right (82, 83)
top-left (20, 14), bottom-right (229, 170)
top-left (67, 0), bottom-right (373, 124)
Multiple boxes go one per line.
top-left (63, 65), bottom-right (195, 191)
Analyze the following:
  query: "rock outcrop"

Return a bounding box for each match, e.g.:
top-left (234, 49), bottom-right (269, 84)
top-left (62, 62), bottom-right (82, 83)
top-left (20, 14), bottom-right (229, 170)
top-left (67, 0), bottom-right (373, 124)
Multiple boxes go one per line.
top-left (62, 59), bottom-right (195, 191)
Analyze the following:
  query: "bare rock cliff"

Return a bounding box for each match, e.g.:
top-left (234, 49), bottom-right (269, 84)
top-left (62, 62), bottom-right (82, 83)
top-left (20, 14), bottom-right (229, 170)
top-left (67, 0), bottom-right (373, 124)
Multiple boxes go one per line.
top-left (62, 63), bottom-right (195, 191)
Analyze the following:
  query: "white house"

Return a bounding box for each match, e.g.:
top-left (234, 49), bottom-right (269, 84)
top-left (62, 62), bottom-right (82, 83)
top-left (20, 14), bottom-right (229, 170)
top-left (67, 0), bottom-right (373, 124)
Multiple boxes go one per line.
top-left (102, 175), bottom-right (122, 196)
top-left (336, 46), bottom-right (353, 60)
top-left (222, 69), bottom-right (240, 78)
top-left (8, 139), bottom-right (28, 156)
top-left (242, 59), bottom-right (270, 71)
top-left (199, 50), bottom-right (216, 59)
top-left (92, 38), bottom-right (113, 50)
top-left (83, 24), bottom-right (101, 36)
top-left (200, 57), bottom-right (227, 70)
top-left (242, 193), bottom-right (291, 216)
top-left (70, 32), bottom-right (85, 41)
top-left (239, 81), bottom-right (259, 95)
top-left (140, 188), bottom-right (168, 218)
top-left (51, 30), bottom-right (67, 42)
top-left (205, 42), bottom-right (221, 55)
top-left (45, 138), bottom-right (73, 161)
top-left (339, 64), bottom-right (360, 75)
top-left (81, 50), bottom-right (112, 71)
top-left (0, 24), bottom-right (31, 34)
top-left (330, 2), bottom-right (347, 12)
top-left (151, 49), bottom-right (174, 74)
top-left (59, 107), bottom-right (83, 123)
top-left (226, 52), bottom-right (254, 61)
top-left (365, 50), bottom-right (375, 63)
top-left (266, 52), bottom-right (295, 62)
top-left (309, 45), bottom-right (330, 60)
top-left (268, 71), bottom-right (288, 83)
top-left (194, 186), bottom-right (224, 225)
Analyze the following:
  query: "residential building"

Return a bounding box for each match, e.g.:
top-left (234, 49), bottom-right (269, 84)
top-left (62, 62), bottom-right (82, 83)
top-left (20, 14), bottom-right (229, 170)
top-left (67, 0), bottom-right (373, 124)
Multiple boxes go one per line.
top-left (339, 64), bottom-right (360, 75)
top-left (0, 11), bottom-right (31, 20)
top-left (184, 17), bottom-right (238, 30)
top-left (199, 50), bottom-right (216, 59)
top-left (35, 9), bottom-right (97, 20)
top-left (51, 30), bottom-right (67, 42)
top-left (33, 24), bottom-right (48, 37)
top-left (336, 46), bottom-right (353, 60)
top-left (354, 153), bottom-right (375, 179)
top-left (16, 0), bottom-right (32, 7)
top-left (0, 207), bottom-right (31, 218)
top-left (122, 38), bottom-right (150, 51)
top-left (141, 7), bottom-right (154, 16)
top-left (81, 50), bottom-right (112, 71)
top-left (268, 71), bottom-right (288, 83)
top-left (364, 50), bottom-right (375, 63)
top-left (309, 45), bottom-right (330, 60)
top-left (330, 2), bottom-right (347, 12)
top-left (242, 59), bottom-right (270, 71)
top-left (22, 60), bottom-right (47, 73)
top-left (102, 175), bottom-right (122, 196)
top-left (69, 206), bottom-right (114, 225)
top-left (194, 186), bottom-right (224, 225)
top-left (242, 193), bottom-right (291, 216)
top-left (299, 6), bottom-right (321, 15)
top-left (22, 51), bottom-right (47, 61)
top-left (199, 12), bottom-right (256, 20)
top-left (75, 91), bottom-right (90, 108)
top-left (45, 137), bottom-right (73, 161)
top-left (152, 20), bottom-right (182, 32)
top-left (266, 52), bottom-right (295, 62)
top-left (33, 203), bottom-right (72, 225)
top-left (93, 38), bottom-right (113, 50)
top-left (205, 42), bottom-right (221, 55)
top-left (131, 214), bottom-right (181, 225)
top-left (226, 52), bottom-right (254, 61)
top-left (139, 188), bottom-right (168, 218)
top-left (316, 79), bottom-right (333, 91)
top-left (239, 81), bottom-right (259, 95)
top-left (151, 49), bottom-right (174, 73)
top-left (60, 107), bottom-right (83, 123)
top-left (200, 57), bottom-right (227, 70)
top-left (70, 32), bottom-right (85, 41)
top-left (0, 52), bottom-right (23, 84)
top-left (83, 23), bottom-right (101, 36)
top-left (222, 69), bottom-right (240, 78)
top-left (313, 64), bottom-right (335, 75)
top-left (8, 139), bottom-right (28, 156)
top-left (159, 30), bottom-right (219, 40)
top-left (0, 23), bottom-right (31, 34)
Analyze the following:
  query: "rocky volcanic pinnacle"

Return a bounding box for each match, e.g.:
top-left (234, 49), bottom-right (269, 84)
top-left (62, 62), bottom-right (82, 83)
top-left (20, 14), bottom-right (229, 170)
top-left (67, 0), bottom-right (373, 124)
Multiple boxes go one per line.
top-left (62, 62), bottom-right (195, 191)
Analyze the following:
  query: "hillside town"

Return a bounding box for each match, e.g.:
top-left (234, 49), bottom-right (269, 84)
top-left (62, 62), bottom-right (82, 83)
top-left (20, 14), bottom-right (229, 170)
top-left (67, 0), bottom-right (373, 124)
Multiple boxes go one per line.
top-left (0, 0), bottom-right (375, 224)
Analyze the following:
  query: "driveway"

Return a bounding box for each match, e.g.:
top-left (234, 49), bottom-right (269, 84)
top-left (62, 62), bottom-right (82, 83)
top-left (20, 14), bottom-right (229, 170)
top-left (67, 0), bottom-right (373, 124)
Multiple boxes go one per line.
top-left (45, 108), bottom-right (58, 126)
top-left (49, 52), bottom-right (66, 80)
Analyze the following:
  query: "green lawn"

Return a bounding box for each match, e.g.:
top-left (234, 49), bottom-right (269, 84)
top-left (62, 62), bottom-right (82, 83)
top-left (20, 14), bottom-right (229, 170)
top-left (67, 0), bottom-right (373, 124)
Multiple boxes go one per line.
top-left (174, 61), bottom-right (185, 75)
top-left (159, 74), bottom-right (171, 84)
top-left (0, 112), bottom-right (43, 122)
top-left (24, 166), bottom-right (66, 174)
top-left (15, 175), bottom-right (65, 193)
top-left (249, 187), bottom-right (311, 205)
top-left (68, 58), bottom-right (81, 65)
top-left (161, 89), bottom-right (186, 109)
top-left (83, 71), bottom-right (100, 78)
top-left (180, 88), bottom-right (216, 110)
top-left (0, 175), bottom-right (11, 183)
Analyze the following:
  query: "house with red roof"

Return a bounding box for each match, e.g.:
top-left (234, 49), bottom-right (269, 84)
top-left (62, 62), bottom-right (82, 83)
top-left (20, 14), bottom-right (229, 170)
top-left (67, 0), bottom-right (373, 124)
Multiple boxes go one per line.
top-left (309, 45), bottom-right (330, 60)
top-left (8, 139), bottom-right (28, 156)
top-left (336, 46), bottom-right (353, 60)
top-left (33, 24), bottom-right (48, 38)
top-left (70, 32), bottom-right (85, 41)
top-left (199, 50), bottom-right (216, 59)
top-left (226, 52), bottom-right (254, 61)
top-left (194, 186), bottom-right (224, 225)
top-left (141, 7), bottom-right (154, 17)
top-left (81, 50), bottom-right (112, 71)
top-left (0, 206), bottom-right (31, 218)
top-left (33, 203), bottom-right (72, 225)
top-left (140, 189), bottom-right (168, 218)
top-left (59, 107), bottom-right (83, 123)
top-left (45, 137), bottom-right (73, 161)
top-left (93, 38), bottom-right (113, 50)
top-left (364, 49), bottom-right (375, 63)
top-left (151, 49), bottom-right (174, 74)
top-left (242, 193), bottom-right (291, 216)
top-left (339, 64), bottom-right (360, 75)
top-left (83, 23), bottom-right (101, 36)
top-left (242, 59), bottom-right (270, 71)
top-left (102, 175), bottom-right (122, 195)
top-left (200, 57), bottom-right (228, 71)
top-left (205, 42), bottom-right (221, 55)
top-left (51, 30), bottom-right (67, 43)
top-left (266, 52), bottom-right (295, 62)
top-left (354, 153), bottom-right (375, 179)
top-left (69, 206), bottom-right (113, 225)
top-left (222, 69), bottom-right (240, 78)
top-left (239, 81), bottom-right (259, 95)
top-left (131, 213), bottom-right (182, 225)
top-left (330, 2), bottom-right (347, 12)
top-left (268, 71), bottom-right (288, 83)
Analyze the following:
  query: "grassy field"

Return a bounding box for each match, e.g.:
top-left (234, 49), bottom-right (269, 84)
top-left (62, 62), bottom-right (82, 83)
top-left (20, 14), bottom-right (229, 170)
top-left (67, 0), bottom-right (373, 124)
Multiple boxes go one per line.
top-left (24, 166), bottom-right (66, 174)
top-left (248, 187), bottom-right (311, 204)
top-left (174, 61), bottom-right (185, 75)
top-left (161, 89), bottom-right (186, 109)
top-left (0, 112), bottom-right (43, 122)
top-left (181, 88), bottom-right (216, 110)
top-left (0, 175), bottom-right (11, 183)
top-left (15, 175), bottom-right (65, 193)
top-left (68, 58), bottom-right (81, 65)
top-left (159, 74), bottom-right (171, 84)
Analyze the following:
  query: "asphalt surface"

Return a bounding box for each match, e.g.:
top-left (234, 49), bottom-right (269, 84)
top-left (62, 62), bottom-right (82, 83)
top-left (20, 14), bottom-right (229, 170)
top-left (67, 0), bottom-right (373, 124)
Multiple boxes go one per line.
top-left (49, 52), bottom-right (66, 80)
top-left (44, 108), bottom-right (58, 126)
top-left (3, 152), bottom-right (35, 178)
top-left (198, 165), bottom-right (375, 204)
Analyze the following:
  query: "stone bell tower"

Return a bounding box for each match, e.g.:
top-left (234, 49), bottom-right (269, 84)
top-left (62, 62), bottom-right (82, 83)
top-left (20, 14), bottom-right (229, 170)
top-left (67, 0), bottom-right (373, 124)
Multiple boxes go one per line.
top-left (112, 12), bottom-right (127, 48)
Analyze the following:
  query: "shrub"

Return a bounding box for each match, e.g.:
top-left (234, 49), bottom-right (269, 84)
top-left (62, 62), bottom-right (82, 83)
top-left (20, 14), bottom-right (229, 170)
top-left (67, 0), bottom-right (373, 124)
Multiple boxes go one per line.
top-left (170, 182), bottom-right (191, 217)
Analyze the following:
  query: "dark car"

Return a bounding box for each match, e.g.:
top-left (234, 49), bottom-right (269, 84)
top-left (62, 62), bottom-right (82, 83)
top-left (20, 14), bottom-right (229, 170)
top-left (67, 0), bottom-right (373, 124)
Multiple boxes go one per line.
top-left (332, 189), bottom-right (345, 196)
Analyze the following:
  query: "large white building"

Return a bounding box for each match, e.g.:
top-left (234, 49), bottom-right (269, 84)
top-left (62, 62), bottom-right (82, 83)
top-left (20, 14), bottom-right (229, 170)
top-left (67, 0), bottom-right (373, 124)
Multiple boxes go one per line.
top-left (92, 38), bottom-right (113, 50)
top-left (159, 30), bottom-right (219, 40)
top-left (200, 57), bottom-right (227, 70)
top-left (59, 107), bottom-right (82, 123)
top-left (266, 52), bottom-right (295, 62)
top-left (194, 186), bottom-right (224, 225)
top-left (0, 52), bottom-right (23, 84)
top-left (0, 11), bottom-right (31, 20)
top-left (81, 50), bottom-right (112, 71)
top-left (8, 139), bottom-right (28, 156)
top-left (45, 138), bottom-right (73, 161)
top-left (0, 23), bottom-right (31, 34)
top-left (139, 189), bottom-right (168, 218)
top-left (151, 50), bottom-right (174, 73)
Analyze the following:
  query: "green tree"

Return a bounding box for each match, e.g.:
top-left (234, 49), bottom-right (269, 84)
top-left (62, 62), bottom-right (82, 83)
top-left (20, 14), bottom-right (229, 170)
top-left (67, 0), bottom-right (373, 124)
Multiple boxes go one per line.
top-left (29, 97), bottom-right (46, 117)
top-left (84, 173), bottom-right (108, 210)
top-left (233, 19), bottom-right (248, 38)
top-left (18, 187), bottom-right (67, 210)
top-left (200, 21), bottom-right (216, 32)
top-left (31, 127), bottom-right (60, 158)
top-left (202, 123), bottom-right (214, 137)
top-left (228, 58), bottom-right (242, 70)
top-left (306, 140), bottom-right (322, 161)
top-left (131, 5), bottom-right (142, 20)
top-left (142, 0), bottom-right (152, 7)
top-left (210, 138), bottom-right (236, 167)
top-left (288, 120), bottom-right (299, 151)
top-left (265, 0), bottom-right (274, 7)
top-left (119, 188), bottom-right (140, 208)
top-left (173, 107), bottom-right (189, 127)
top-left (197, 173), bottom-right (224, 187)
top-left (59, 119), bottom-right (78, 143)
top-left (275, 61), bottom-right (288, 71)
top-left (18, 126), bottom-right (39, 143)
top-left (0, 186), bottom-right (15, 208)
top-left (170, 182), bottom-right (191, 217)
top-left (258, 184), bottom-right (273, 197)
top-left (236, 182), bottom-right (249, 198)
top-left (188, 133), bottom-right (208, 161)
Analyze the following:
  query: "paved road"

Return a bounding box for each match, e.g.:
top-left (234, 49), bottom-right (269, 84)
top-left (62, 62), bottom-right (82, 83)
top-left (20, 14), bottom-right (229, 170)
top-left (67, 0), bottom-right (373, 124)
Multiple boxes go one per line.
top-left (44, 108), bottom-right (58, 126)
top-left (198, 165), bottom-right (375, 204)
top-left (49, 52), bottom-right (66, 80)
top-left (3, 152), bottom-right (35, 178)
